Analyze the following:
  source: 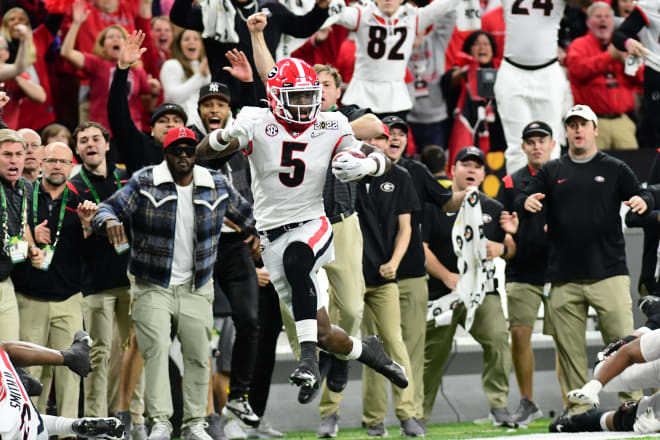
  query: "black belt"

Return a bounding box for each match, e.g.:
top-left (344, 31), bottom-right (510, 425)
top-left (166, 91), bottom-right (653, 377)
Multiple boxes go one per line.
top-left (598, 113), bottom-right (623, 119)
top-left (259, 220), bottom-right (312, 242)
top-left (328, 209), bottom-right (354, 224)
top-left (504, 57), bottom-right (558, 71)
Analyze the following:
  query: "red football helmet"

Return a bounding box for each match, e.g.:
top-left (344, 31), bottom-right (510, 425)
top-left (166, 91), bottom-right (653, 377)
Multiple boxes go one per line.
top-left (266, 58), bottom-right (322, 129)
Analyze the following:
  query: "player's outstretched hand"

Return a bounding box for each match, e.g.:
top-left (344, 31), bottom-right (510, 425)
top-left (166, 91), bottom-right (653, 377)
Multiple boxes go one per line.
top-left (332, 151), bottom-right (374, 182)
top-left (61, 330), bottom-right (93, 377)
top-left (224, 118), bottom-right (255, 142)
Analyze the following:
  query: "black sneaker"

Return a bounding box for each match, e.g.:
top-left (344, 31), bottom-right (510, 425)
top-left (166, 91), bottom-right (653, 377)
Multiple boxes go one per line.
top-left (290, 355), bottom-right (321, 396)
top-left (114, 411), bottom-right (132, 440)
top-left (326, 357), bottom-right (349, 393)
top-left (549, 413), bottom-right (577, 433)
top-left (512, 398), bottom-right (542, 426)
top-left (359, 335), bottom-right (408, 388)
top-left (224, 395), bottom-right (260, 427)
top-left (72, 417), bottom-right (124, 439)
top-left (298, 351), bottom-right (331, 404)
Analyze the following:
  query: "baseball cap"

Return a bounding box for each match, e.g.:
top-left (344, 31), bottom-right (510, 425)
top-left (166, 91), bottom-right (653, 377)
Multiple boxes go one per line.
top-left (522, 121), bottom-right (553, 140)
top-left (163, 127), bottom-right (197, 149)
top-left (198, 82), bottom-right (231, 105)
top-left (151, 103), bottom-right (188, 126)
top-left (454, 146), bottom-right (485, 165)
top-left (382, 115), bottom-right (408, 132)
top-left (564, 104), bottom-right (598, 127)
top-left (381, 123), bottom-right (390, 138)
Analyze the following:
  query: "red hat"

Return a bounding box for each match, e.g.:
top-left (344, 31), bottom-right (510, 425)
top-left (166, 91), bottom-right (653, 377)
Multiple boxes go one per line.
top-left (163, 127), bottom-right (197, 149)
top-left (382, 123), bottom-right (390, 138)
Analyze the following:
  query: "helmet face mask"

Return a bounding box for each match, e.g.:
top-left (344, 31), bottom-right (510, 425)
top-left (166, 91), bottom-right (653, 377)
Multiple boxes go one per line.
top-left (267, 58), bottom-right (322, 128)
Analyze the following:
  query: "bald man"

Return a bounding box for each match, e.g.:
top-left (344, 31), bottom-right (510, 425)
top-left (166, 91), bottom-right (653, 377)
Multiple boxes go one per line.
top-left (17, 128), bottom-right (42, 183)
top-left (13, 142), bottom-right (98, 421)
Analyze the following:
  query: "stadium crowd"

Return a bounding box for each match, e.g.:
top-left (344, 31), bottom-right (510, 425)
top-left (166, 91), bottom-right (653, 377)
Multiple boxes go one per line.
top-left (1, 0), bottom-right (660, 437)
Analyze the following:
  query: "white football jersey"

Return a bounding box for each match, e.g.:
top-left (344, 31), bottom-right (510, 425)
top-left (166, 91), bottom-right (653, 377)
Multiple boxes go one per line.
top-left (0, 349), bottom-right (41, 440)
top-left (236, 107), bottom-right (360, 231)
top-left (335, 0), bottom-right (455, 112)
top-left (502, 0), bottom-right (565, 65)
top-left (635, 0), bottom-right (660, 71)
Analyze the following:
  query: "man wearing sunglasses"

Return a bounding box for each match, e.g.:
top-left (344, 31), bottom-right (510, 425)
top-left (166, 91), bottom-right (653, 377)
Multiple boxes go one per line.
top-left (93, 127), bottom-right (256, 440)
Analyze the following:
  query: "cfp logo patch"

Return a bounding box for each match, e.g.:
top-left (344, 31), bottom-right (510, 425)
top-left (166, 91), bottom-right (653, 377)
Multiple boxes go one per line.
top-left (314, 120), bottom-right (339, 130)
top-left (265, 124), bottom-right (279, 137)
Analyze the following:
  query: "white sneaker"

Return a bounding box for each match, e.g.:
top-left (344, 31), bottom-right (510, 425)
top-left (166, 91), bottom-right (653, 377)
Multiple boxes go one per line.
top-left (244, 418), bottom-right (283, 439)
top-left (224, 419), bottom-right (247, 440)
top-left (567, 388), bottom-right (600, 407)
top-left (148, 419), bottom-right (172, 440)
top-left (184, 421), bottom-right (214, 440)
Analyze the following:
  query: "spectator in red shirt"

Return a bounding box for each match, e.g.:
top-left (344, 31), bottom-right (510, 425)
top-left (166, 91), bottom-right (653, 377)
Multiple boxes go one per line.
top-left (138, 16), bottom-right (172, 79)
top-left (0, 32), bottom-right (45, 129)
top-left (66, 0), bottom-right (139, 54)
top-left (61, 0), bottom-right (157, 134)
top-left (566, 1), bottom-right (641, 150)
top-left (2, 7), bottom-right (62, 131)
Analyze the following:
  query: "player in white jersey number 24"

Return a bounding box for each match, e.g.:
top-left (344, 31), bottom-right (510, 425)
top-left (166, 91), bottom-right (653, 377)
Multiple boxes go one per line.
top-left (0, 330), bottom-right (124, 440)
top-left (197, 57), bottom-right (409, 400)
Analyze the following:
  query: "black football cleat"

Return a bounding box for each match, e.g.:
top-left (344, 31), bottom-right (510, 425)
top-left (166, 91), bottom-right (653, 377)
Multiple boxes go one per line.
top-left (360, 335), bottom-right (408, 388)
top-left (72, 417), bottom-right (124, 439)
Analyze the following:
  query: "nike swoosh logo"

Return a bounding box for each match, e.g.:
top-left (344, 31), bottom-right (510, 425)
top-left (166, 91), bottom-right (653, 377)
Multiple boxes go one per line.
top-left (557, 179), bottom-right (567, 184)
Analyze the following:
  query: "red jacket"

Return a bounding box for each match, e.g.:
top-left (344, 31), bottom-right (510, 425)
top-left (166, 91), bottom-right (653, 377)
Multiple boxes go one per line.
top-left (481, 6), bottom-right (504, 64)
top-left (18, 25), bottom-right (56, 130)
top-left (566, 31), bottom-right (641, 115)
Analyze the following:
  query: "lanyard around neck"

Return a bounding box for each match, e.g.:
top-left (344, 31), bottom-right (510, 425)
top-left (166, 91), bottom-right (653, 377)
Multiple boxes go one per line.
top-left (0, 180), bottom-right (26, 250)
top-left (79, 167), bottom-right (122, 204)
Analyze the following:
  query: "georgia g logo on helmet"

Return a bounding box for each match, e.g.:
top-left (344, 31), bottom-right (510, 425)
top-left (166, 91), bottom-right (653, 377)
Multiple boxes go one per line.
top-left (266, 58), bottom-right (322, 129)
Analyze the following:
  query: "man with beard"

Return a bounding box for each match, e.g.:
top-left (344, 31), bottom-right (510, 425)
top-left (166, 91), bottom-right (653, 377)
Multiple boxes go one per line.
top-left (13, 142), bottom-right (98, 423)
top-left (17, 129), bottom-right (41, 183)
top-left (189, 82), bottom-right (233, 143)
top-left (93, 127), bottom-right (256, 440)
top-left (68, 122), bottom-right (132, 422)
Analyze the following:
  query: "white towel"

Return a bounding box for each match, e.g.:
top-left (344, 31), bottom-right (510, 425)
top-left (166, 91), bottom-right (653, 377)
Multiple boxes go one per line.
top-left (451, 188), bottom-right (495, 332)
top-left (201, 0), bottom-right (240, 44)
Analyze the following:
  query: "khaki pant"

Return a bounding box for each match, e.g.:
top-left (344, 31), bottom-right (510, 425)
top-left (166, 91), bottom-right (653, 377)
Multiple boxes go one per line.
top-left (547, 276), bottom-right (641, 409)
top-left (361, 283), bottom-right (416, 425)
top-left (83, 287), bottom-right (131, 417)
top-left (398, 276), bottom-right (428, 419)
top-left (17, 292), bottom-right (84, 420)
top-left (423, 294), bottom-right (511, 420)
top-left (0, 277), bottom-right (18, 340)
top-left (595, 114), bottom-right (638, 151)
top-left (506, 282), bottom-right (549, 330)
top-left (319, 214), bottom-right (366, 418)
top-left (131, 278), bottom-right (213, 427)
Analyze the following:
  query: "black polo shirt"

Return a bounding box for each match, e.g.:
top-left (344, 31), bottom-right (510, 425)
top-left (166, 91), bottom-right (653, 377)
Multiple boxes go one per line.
top-left (356, 164), bottom-right (419, 287)
top-left (423, 190), bottom-right (505, 300)
top-left (396, 157), bottom-right (452, 279)
top-left (496, 165), bottom-right (548, 286)
top-left (69, 166), bottom-right (130, 296)
top-left (0, 177), bottom-right (32, 280)
top-left (514, 151), bottom-right (654, 283)
top-left (12, 181), bottom-right (84, 301)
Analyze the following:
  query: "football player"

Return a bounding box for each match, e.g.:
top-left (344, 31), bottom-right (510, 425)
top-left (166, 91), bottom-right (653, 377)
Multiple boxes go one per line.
top-left (196, 57), bottom-right (409, 399)
top-left (0, 331), bottom-right (124, 440)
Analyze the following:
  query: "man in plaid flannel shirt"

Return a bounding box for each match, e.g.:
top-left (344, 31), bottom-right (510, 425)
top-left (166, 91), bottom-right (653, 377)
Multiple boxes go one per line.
top-left (92, 127), bottom-right (256, 440)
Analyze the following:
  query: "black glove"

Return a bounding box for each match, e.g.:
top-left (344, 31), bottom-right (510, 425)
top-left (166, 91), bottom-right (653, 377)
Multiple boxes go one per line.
top-left (60, 330), bottom-right (92, 377)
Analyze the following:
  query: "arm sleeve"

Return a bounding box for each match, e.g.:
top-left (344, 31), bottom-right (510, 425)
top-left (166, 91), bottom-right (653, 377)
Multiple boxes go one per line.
top-left (422, 203), bottom-right (436, 243)
top-left (612, 8), bottom-right (647, 51)
top-left (223, 179), bottom-right (256, 233)
top-left (169, 0), bottom-right (204, 31)
top-left (270, 2), bottom-right (330, 38)
top-left (422, 166), bottom-right (452, 208)
top-left (566, 38), bottom-right (616, 81)
top-left (108, 67), bottom-right (148, 176)
top-left (625, 209), bottom-right (660, 228)
top-left (496, 175), bottom-right (514, 212)
top-left (92, 174), bottom-right (142, 231)
top-left (418, 0), bottom-right (458, 30)
top-left (619, 160), bottom-right (654, 211)
top-left (487, 199), bottom-right (506, 243)
top-left (160, 60), bottom-right (209, 104)
top-left (648, 150), bottom-right (660, 185)
top-left (514, 164), bottom-right (550, 212)
top-left (396, 172), bottom-right (421, 214)
top-left (332, 5), bottom-right (360, 31)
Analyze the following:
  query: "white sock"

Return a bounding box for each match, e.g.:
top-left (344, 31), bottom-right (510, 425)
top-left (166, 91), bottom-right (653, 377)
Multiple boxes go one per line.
top-left (43, 415), bottom-right (75, 435)
top-left (296, 319), bottom-right (317, 343)
top-left (583, 379), bottom-right (603, 396)
top-left (600, 411), bottom-right (613, 431)
top-left (343, 336), bottom-right (363, 360)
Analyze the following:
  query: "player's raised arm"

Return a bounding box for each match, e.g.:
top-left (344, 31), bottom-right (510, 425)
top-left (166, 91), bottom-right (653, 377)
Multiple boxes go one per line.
top-left (418, 0), bottom-right (460, 30)
top-left (247, 12), bottom-right (276, 86)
